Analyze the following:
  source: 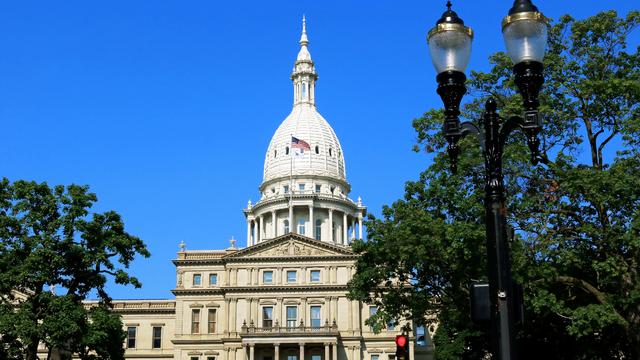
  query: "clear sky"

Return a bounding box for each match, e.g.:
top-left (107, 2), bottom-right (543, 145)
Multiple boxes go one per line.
top-left (1, 1), bottom-right (637, 299)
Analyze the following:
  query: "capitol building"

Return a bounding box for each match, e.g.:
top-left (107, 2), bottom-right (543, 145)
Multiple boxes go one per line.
top-left (106, 19), bottom-right (434, 360)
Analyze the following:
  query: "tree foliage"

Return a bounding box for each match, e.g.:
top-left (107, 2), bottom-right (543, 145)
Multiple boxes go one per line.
top-left (348, 10), bottom-right (639, 359)
top-left (0, 179), bottom-right (149, 360)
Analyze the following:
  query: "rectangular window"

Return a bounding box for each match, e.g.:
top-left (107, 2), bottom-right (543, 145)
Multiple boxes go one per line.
top-left (193, 274), bottom-right (202, 286)
top-left (310, 270), bottom-right (320, 282)
top-left (207, 357), bottom-right (216, 360)
top-left (191, 357), bottom-right (199, 360)
top-left (299, 184), bottom-right (305, 191)
top-left (152, 326), bottom-right (162, 349)
top-left (191, 309), bottom-right (200, 334)
top-left (387, 320), bottom-right (395, 330)
top-left (284, 185), bottom-right (289, 194)
top-left (372, 355), bottom-right (380, 360)
top-left (298, 219), bottom-right (306, 235)
top-left (127, 326), bottom-right (136, 348)
top-left (312, 356), bottom-right (322, 360)
top-left (315, 184), bottom-right (321, 193)
top-left (286, 306), bottom-right (297, 328)
top-left (263, 306), bottom-right (273, 328)
top-left (208, 309), bottom-right (217, 333)
top-left (369, 306), bottom-right (377, 331)
top-left (287, 270), bottom-right (297, 283)
top-left (310, 306), bottom-right (321, 328)
top-left (287, 356), bottom-right (298, 360)
top-left (263, 271), bottom-right (273, 284)
top-left (209, 273), bottom-right (217, 285)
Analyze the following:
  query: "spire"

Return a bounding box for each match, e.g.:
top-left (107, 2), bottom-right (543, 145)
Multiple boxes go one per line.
top-left (291, 15), bottom-right (318, 107)
top-left (300, 15), bottom-right (309, 46)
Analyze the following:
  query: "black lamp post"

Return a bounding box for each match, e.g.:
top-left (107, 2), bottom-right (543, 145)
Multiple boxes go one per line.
top-left (427, 1), bottom-right (548, 359)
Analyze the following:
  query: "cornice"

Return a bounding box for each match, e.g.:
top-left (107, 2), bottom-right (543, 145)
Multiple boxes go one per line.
top-left (172, 284), bottom-right (348, 296)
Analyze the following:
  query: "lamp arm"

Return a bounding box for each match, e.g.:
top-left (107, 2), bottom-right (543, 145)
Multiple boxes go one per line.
top-left (500, 115), bottom-right (542, 165)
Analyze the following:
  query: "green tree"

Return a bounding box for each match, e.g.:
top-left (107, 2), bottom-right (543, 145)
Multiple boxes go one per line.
top-left (348, 10), bottom-right (639, 359)
top-left (0, 178), bottom-right (150, 360)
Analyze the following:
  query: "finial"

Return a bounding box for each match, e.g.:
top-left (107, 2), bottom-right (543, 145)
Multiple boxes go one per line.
top-left (230, 236), bottom-right (237, 249)
top-left (299, 15), bottom-right (309, 46)
top-left (247, 199), bottom-right (253, 209)
top-left (179, 240), bottom-right (186, 252)
top-left (446, 0), bottom-right (452, 11)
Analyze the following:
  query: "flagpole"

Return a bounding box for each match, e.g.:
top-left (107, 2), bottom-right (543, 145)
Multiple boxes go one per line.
top-left (289, 135), bottom-right (294, 233)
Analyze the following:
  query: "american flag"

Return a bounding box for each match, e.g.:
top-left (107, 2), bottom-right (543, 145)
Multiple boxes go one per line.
top-left (291, 136), bottom-right (311, 151)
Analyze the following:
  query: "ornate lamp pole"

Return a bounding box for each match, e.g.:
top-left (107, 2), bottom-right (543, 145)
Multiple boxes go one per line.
top-left (427, 1), bottom-right (548, 359)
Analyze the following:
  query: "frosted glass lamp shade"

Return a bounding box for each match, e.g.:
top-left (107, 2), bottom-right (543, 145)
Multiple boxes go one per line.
top-left (502, 14), bottom-right (548, 64)
top-left (428, 26), bottom-right (473, 74)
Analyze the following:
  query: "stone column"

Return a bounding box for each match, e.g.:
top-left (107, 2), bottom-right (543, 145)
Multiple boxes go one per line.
top-left (301, 297), bottom-right (307, 325)
top-left (272, 210), bottom-right (277, 238)
top-left (258, 215), bottom-right (263, 243)
top-left (352, 300), bottom-right (360, 334)
top-left (351, 219), bottom-right (356, 240)
top-left (224, 299), bottom-right (230, 335)
top-left (343, 213), bottom-right (348, 245)
top-left (358, 214), bottom-right (363, 240)
top-left (300, 267), bottom-right (306, 285)
top-left (289, 204), bottom-right (294, 234)
top-left (324, 343), bottom-right (330, 360)
top-left (328, 209), bottom-right (334, 243)
top-left (275, 344), bottom-right (280, 360)
top-left (332, 343), bottom-right (338, 360)
top-left (247, 220), bottom-right (252, 247)
top-left (250, 344), bottom-right (255, 360)
top-left (309, 205), bottom-right (314, 238)
top-left (325, 297), bottom-right (332, 322)
top-left (299, 343), bottom-right (305, 360)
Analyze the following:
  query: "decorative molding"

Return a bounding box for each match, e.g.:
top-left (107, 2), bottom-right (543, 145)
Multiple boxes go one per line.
top-left (206, 302), bottom-right (221, 308)
top-left (189, 303), bottom-right (204, 308)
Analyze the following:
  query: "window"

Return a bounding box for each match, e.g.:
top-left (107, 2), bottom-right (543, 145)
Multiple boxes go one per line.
top-left (287, 270), bottom-right (297, 283)
top-left (315, 146), bottom-right (319, 154)
top-left (263, 271), bottom-right (273, 284)
top-left (387, 320), bottom-right (395, 330)
top-left (286, 306), bottom-right (297, 327)
top-left (274, 149), bottom-right (277, 158)
top-left (372, 355), bottom-right (380, 360)
top-left (284, 220), bottom-right (290, 234)
top-left (191, 309), bottom-right (200, 334)
top-left (312, 355), bottom-right (321, 360)
top-left (310, 306), bottom-right (321, 327)
top-left (369, 306), bottom-right (377, 331)
top-left (315, 184), bottom-right (321, 193)
top-left (193, 274), bottom-right (201, 286)
top-left (208, 309), bottom-right (217, 333)
top-left (329, 148), bottom-right (332, 156)
top-left (315, 219), bottom-right (321, 240)
top-left (152, 326), bottom-right (162, 349)
top-left (299, 183), bottom-right (305, 191)
top-left (263, 306), bottom-right (273, 327)
top-left (208, 357), bottom-right (216, 360)
top-left (310, 270), bottom-right (320, 282)
top-left (127, 326), bottom-right (136, 348)
top-left (287, 356), bottom-right (298, 360)
top-left (209, 273), bottom-right (217, 286)
top-left (191, 357), bottom-right (199, 360)
top-left (302, 82), bottom-right (307, 98)
top-left (284, 185), bottom-right (289, 194)
top-left (298, 219), bottom-right (305, 235)
top-left (286, 146), bottom-right (290, 155)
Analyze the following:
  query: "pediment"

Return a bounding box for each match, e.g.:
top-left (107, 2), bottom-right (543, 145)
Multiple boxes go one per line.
top-left (223, 233), bottom-right (353, 259)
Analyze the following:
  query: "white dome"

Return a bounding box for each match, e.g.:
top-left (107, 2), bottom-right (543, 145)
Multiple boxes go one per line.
top-left (263, 104), bottom-right (346, 184)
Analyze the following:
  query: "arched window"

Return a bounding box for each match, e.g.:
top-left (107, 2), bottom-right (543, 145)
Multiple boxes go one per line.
top-left (274, 149), bottom-right (277, 158)
top-left (284, 220), bottom-right (290, 234)
top-left (315, 219), bottom-right (322, 240)
top-left (298, 218), bottom-right (306, 235)
top-left (329, 148), bottom-right (332, 157)
top-left (285, 146), bottom-right (290, 155)
top-left (315, 145), bottom-right (319, 154)
top-left (302, 82), bottom-right (307, 99)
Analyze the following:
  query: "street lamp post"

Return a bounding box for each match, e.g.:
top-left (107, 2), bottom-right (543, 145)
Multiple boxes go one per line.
top-left (427, 1), bottom-right (548, 359)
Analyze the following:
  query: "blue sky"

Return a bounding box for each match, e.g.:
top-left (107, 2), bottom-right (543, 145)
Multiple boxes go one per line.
top-left (1, 1), bottom-right (637, 299)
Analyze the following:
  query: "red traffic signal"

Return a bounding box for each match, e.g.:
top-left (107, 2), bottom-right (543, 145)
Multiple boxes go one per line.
top-left (395, 335), bottom-right (408, 347)
top-left (395, 335), bottom-right (409, 360)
